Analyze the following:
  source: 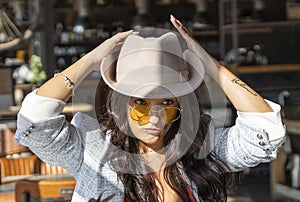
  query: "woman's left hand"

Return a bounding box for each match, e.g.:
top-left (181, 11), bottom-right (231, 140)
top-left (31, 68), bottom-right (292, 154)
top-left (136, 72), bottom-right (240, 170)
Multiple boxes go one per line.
top-left (170, 15), bottom-right (274, 113)
top-left (170, 15), bottom-right (218, 76)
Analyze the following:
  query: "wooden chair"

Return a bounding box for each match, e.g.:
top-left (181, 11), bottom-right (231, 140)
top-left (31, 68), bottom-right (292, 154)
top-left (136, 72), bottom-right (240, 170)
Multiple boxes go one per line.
top-left (0, 127), bottom-right (29, 157)
top-left (0, 155), bottom-right (40, 177)
top-left (40, 161), bottom-right (69, 175)
top-left (15, 179), bottom-right (76, 202)
top-left (0, 154), bottom-right (70, 176)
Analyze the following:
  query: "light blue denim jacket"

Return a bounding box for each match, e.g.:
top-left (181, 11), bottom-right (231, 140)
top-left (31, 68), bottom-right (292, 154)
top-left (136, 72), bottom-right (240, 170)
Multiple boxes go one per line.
top-left (15, 92), bottom-right (286, 202)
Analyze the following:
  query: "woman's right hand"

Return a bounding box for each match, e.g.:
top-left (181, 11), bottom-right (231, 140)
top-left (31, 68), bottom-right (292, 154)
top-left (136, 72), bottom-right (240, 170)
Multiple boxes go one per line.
top-left (85, 30), bottom-right (135, 72)
top-left (36, 30), bottom-right (135, 101)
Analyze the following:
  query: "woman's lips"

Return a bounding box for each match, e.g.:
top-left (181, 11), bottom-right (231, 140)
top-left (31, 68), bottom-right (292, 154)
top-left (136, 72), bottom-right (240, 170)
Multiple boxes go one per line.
top-left (144, 128), bottom-right (161, 135)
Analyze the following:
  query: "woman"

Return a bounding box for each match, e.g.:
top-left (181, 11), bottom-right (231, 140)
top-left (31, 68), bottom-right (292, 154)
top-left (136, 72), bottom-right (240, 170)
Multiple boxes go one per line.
top-left (15, 15), bottom-right (286, 202)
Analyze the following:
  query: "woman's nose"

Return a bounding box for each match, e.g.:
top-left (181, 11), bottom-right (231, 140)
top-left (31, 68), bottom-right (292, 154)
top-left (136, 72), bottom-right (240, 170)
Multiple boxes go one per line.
top-left (149, 105), bottom-right (161, 124)
top-left (149, 116), bottom-right (160, 124)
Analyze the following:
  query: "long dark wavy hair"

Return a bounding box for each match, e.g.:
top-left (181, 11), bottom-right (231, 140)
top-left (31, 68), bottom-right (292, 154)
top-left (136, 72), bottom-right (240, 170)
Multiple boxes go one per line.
top-left (95, 79), bottom-right (233, 202)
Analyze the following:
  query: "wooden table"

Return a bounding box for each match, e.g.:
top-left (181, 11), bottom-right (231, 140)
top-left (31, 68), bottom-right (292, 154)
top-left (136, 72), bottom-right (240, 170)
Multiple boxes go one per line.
top-left (0, 174), bottom-right (75, 202)
top-left (0, 102), bottom-right (94, 119)
top-left (0, 182), bottom-right (15, 202)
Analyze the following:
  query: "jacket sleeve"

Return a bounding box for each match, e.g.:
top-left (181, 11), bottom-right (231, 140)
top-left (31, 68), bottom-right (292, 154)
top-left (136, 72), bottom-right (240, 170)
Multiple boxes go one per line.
top-left (213, 100), bottom-right (286, 172)
top-left (14, 90), bottom-right (106, 178)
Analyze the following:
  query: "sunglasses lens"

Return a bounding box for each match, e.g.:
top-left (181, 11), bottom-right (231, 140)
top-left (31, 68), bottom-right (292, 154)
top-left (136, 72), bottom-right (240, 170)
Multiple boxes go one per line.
top-left (130, 107), bottom-right (149, 121)
top-left (164, 107), bottom-right (180, 122)
top-left (138, 116), bottom-right (149, 125)
top-left (130, 106), bottom-right (181, 124)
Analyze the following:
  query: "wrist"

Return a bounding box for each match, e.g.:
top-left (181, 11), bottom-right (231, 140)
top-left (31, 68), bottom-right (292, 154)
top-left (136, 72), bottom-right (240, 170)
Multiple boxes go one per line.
top-left (80, 52), bottom-right (94, 69)
top-left (204, 58), bottom-right (220, 78)
top-left (75, 53), bottom-right (96, 76)
top-left (84, 51), bottom-right (103, 72)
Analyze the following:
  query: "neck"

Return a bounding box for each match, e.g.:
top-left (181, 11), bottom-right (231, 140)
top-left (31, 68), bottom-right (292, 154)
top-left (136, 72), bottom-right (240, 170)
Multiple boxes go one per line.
top-left (138, 139), bottom-right (164, 153)
top-left (139, 145), bottom-right (167, 172)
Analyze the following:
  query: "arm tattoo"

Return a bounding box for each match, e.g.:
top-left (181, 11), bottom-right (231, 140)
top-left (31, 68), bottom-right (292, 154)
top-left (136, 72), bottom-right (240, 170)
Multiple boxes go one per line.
top-left (231, 78), bottom-right (258, 96)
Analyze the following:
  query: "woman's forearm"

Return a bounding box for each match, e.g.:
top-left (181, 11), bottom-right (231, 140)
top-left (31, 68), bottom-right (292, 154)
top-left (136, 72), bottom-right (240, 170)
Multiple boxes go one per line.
top-left (36, 53), bottom-right (93, 102)
top-left (210, 61), bottom-right (272, 113)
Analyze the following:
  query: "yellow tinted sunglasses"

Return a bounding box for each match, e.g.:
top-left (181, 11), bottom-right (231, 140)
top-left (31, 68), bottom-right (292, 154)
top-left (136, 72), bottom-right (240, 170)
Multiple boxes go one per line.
top-left (129, 106), bottom-right (182, 125)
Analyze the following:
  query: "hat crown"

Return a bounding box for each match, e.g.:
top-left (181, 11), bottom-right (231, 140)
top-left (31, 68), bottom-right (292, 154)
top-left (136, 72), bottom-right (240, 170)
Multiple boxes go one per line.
top-left (119, 32), bottom-right (183, 56)
top-left (116, 32), bottom-right (189, 85)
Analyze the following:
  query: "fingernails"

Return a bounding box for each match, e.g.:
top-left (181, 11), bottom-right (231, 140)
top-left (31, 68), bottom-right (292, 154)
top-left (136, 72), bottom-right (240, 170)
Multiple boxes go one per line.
top-left (170, 14), bottom-right (177, 21)
top-left (124, 30), bottom-right (133, 33)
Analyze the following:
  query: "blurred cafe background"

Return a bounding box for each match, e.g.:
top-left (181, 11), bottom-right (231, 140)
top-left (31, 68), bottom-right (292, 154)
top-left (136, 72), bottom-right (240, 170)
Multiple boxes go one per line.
top-left (0, 0), bottom-right (300, 201)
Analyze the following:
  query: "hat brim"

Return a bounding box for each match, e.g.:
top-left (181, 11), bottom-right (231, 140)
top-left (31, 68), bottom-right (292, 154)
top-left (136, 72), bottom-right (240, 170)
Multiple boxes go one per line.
top-left (100, 50), bottom-right (205, 98)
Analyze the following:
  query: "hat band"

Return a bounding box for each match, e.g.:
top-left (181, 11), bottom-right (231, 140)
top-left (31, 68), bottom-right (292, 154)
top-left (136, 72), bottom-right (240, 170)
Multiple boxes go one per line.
top-left (117, 69), bottom-right (189, 84)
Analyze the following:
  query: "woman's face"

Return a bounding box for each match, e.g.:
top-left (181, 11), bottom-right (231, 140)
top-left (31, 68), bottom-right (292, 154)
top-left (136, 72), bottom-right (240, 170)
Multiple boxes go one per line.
top-left (127, 97), bottom-right (180, 150)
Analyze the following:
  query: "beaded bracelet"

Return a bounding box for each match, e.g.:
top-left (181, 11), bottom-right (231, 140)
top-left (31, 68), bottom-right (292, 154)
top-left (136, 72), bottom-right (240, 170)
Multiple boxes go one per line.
top-left (54, 73), bottom-right (75, 96)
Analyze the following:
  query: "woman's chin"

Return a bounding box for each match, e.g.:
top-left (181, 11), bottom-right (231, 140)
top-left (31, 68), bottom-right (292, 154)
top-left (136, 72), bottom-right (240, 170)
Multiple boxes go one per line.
top-left (139, 135), bottom-right (163, 151)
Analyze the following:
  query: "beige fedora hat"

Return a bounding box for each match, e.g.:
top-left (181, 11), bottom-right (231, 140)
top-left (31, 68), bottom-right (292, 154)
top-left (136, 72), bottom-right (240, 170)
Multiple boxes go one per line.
top-left (100, 32), bottom-right (205, 98)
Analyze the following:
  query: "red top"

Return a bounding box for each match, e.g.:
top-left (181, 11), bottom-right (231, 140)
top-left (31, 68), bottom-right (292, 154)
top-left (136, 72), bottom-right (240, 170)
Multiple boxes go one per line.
top-left (124, 186), bottom-right (196, 202)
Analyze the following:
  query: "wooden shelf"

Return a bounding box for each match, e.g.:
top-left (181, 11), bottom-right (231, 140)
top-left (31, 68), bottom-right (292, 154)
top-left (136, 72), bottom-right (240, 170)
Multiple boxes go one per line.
top-left (193, 29), bottom-right (218, 37)
top-left (221, 20), bottom-right (300, 30)
top-left (230, 63), bottom-right (300, 74)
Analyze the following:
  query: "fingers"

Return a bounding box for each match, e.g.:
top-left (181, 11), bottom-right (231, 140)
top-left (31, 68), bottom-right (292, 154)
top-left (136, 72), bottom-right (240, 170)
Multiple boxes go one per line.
top-left (109, 30), bottom-right (139, 53)
top-left (170, 15), bottom-right (180, 28)
top-left (111, 30), bottom-right (135, 43)
top-left (111, 42), bottom-right (124, 53)
top-left (170, 15), bottom-right (193, 39)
